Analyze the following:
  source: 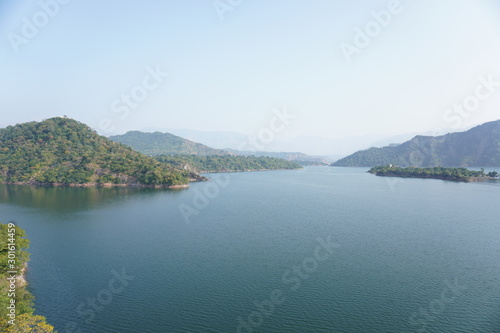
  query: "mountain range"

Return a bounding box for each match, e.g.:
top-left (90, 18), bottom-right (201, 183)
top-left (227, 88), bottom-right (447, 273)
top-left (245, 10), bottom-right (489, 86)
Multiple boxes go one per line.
top-left (333, 120), bottom-right (500, 167)
top-left (143, 127), bottom-right (461, 157)
top-left (110, 131), bottom-right (328, 164)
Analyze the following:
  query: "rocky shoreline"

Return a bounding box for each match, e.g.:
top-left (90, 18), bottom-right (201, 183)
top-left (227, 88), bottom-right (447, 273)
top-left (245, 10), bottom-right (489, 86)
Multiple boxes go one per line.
top-left (17, 263), bottom-right (27, 287)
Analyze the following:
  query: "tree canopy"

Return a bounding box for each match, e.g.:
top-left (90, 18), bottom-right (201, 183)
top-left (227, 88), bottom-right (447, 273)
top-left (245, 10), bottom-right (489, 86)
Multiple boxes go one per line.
top-left (156, 154), bottom-right (302, 173)
top-left (0, 117), bottom-right (192, 186)
top-left (368, 165), bottom-right (499, 182)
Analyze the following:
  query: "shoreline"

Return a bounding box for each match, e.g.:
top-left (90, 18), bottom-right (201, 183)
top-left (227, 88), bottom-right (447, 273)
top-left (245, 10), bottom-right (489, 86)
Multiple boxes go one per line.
top-left (17, 262), bottom-right (27, 287)
top-left (2, 182), bottom-right (190, 189)
top-left (371, 173), bottom-right (498, 183)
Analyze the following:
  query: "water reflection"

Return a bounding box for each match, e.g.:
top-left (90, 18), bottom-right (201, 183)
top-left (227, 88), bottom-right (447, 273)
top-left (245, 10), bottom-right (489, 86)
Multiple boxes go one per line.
top-left (0, 184), bottom-right (184, 213)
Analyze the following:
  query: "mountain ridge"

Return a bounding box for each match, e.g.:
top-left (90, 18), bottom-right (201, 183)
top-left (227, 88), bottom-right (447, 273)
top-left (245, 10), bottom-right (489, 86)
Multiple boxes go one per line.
top-left (109, 131), bottom-right (231, 156)
top-left (332, 120), bottom-right (500, 167)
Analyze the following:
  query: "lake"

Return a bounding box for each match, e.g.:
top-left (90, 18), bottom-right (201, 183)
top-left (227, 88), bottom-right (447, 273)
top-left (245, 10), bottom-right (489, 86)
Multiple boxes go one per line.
top-left (1, 166), bottom-right (499, 332)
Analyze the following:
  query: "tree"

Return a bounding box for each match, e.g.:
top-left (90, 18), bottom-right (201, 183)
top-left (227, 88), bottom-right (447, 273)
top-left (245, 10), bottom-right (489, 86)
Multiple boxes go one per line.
top-left (4, 314), bottom-right (55, 332)
top-left (0, 223), bottom-right (55, 332)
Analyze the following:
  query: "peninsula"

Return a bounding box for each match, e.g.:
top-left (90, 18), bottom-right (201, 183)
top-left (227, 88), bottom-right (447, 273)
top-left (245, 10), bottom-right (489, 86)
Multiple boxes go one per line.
top-left (368, 165), bottom-right (499, 182)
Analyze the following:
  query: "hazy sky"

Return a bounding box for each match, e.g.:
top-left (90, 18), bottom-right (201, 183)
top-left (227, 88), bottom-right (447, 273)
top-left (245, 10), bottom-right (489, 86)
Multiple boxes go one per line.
top-left (2, 0), bottom-right (500, 141)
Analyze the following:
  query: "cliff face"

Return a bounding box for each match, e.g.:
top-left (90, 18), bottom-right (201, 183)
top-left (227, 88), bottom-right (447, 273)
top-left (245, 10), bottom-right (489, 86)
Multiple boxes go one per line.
top-left (333, 120), bottom-right (500, 167)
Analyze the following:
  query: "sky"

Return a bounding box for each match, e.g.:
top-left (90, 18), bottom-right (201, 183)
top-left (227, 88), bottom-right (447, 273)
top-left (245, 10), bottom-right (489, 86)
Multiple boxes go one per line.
top-left (1, 0), bottom-right (500, 149)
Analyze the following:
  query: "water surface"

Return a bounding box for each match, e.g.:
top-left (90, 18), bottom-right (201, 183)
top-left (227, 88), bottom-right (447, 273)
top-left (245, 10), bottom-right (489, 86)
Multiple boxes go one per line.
top-left (1, 167), bottom-right (499, 332)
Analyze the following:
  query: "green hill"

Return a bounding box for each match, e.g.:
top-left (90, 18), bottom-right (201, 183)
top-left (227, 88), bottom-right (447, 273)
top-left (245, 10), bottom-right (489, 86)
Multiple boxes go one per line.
top-left (0, 117), bottom-right (197, 187)
top-left (368, 165), bottom-right (498, 182)
top-left (109, 131), bottom-right (230, 156)
top-left (333, 120), bottom-right (500, 167)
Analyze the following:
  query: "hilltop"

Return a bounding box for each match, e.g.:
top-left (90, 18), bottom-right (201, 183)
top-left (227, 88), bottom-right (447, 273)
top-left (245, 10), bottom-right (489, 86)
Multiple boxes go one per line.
top-left (0, 118), bottom-right (200, 187)
top-left (109, 131), bottom-right (230, 156)
top-left (109, 131), bottom-right (303, 172)
top-left (333, 120), bottom-right (500, 167)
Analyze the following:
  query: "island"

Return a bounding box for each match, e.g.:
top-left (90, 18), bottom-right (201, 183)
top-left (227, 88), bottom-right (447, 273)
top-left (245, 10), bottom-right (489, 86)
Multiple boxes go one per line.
top-left (368, 165), bottom-right (499, 182)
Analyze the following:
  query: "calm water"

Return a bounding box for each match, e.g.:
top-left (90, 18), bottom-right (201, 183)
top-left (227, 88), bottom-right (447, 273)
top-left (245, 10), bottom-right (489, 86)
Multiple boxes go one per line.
top-left (1, 167), bottom-right (500, 333)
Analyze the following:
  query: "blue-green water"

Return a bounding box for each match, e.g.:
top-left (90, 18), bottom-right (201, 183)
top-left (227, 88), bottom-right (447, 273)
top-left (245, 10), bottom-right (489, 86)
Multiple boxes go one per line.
top-left (1, 167), bottom-right (500, 332)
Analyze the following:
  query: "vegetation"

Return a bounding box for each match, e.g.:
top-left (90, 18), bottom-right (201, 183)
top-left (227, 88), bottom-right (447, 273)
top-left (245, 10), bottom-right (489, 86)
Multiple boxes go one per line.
top-left (0, 117), bottom-right (196, 187)
top-left (109, 131), bottom-right (229, 156)
top-left (333, 120), bottom-right (500, 167)
top-left (368, 165), bottom-right (499, 182)
top-left (0, 223), bottom-right (55, 332)
top-left (225, 149), bottom-right (330, 166)
top-left (155, 154), bottom-right (302, 173)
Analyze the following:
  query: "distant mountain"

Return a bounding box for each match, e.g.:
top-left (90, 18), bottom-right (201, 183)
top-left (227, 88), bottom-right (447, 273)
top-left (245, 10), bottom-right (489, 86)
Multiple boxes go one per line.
top-left (141, 127), bottom-right (384, 156)
top-left (0, 118), bottom-right (196, 187)
top-left (225, 149), bottom-right (331, 166)
top-left (368, 128), bottom-right (457, 148)
top-left (141, 127), bottom-right (248, 150)
top-left (109, 131), bottom-right (230, 156)
top-left (333, 120), bottom-right (500, 167)
top-left (142, 127), bottom-right (466, 156)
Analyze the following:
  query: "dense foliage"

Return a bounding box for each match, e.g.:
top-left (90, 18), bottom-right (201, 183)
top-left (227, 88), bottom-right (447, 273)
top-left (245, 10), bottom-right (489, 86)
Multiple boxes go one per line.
top-left (109, 131), bottom-right (229, 156)
top-left (368, 165), bottom-right (499, 182)
top-left (155, 154), bottom-right (302, 173)
top-left (334, 120), bottom-right (500, 167)
top-left (225, 149), bottom-right (330, 166)
top-left (0, 118), bottom-right (191, 186)
top-left (0, 223), bottom-right (55, 332)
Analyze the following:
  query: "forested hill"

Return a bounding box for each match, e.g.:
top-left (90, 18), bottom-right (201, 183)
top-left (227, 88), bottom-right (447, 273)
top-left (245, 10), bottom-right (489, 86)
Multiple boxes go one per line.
top-left (109, 131), bottom-right (230, 156)
top-left (333, 120), bottom-right (500, 167)
top-left (0, 117), bottom-right (196, 186)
